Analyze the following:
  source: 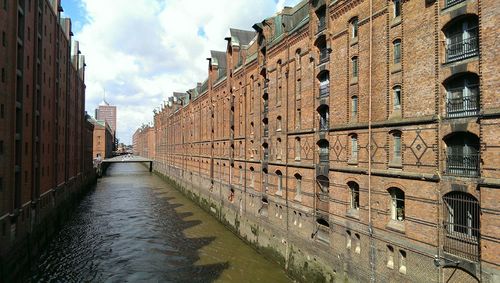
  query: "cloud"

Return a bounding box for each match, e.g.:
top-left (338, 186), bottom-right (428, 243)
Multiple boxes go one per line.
top-left (75, 0), bottom-right (301, 144)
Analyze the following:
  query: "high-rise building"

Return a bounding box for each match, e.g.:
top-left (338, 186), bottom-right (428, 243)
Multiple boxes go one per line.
top-left (95, 99), bottom-right (117, 138)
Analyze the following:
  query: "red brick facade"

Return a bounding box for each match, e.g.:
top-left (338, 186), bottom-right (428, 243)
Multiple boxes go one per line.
top-left (0, 0), bottom-right (94, 275)
top-left (146, 0), bottom-right (498, 282)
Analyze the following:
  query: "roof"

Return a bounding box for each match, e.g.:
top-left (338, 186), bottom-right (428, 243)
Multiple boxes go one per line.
top-left (229, 28), bottom-right (256, 47)
top-left (210, 50), bottom-right (227, 67)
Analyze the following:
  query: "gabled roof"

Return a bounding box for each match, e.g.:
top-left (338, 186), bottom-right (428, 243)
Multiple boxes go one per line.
top-left (210, 50), bottom-right (227, 67)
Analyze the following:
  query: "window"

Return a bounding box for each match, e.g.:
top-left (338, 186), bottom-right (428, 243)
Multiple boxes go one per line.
top-left (239, 166), bottom-right (243, 185)
top-left (393, 0), bottom-right (401, 18)
top-left (250, 122), bottom-right (254, 135)
top-left (393, 86), bottom-right (401, 110)
top-left (1, 68), bottom-right (5, 82)
top-left (1, 104), bottom-right (4, 118)
top-left (318, 139), bottom-right (329, 162)
top-left (276, 116), bottom-right (282, 131)
top-left (351, 96), bottom-right (358, 119)
top-left (295, 173), bottom-right (302, 198)
top-left (317, 36), bottom-right (328, 63)
top-left (316, 7), bottom-right (326, 32)
top-left (262, 142), bottom-right (269, 160)
top-left (296, 108), bottom-right (301, 129)
top-left (445, 0), bottom-right (466, 8)
top-left (349, 182), bottom-right (360, 210)
top-left (445, 73), bottom-right (479, 117)
top-left (392, 132), bottom-right (402, 164)
top-left (296, 79), bottom-right (301, 100)
top-left (443, 192), bottom-right (480, 261)
top-left (318, 71), bottom-right (329, 97)
top-left (387, 245), bottom-right (395, 269)
top-left (276, 170), bottom-right (283, 194)
top-left (351, 18), bottom-right (358, 38)
top-left (445, 132), bottom-right (480, 177)
top-left (0, 140), bottom-right (3, 154)
top-left (399, 250), bottom-right (406, 274)
top-left (355, 233), bottom-right (361, 254)
top-left (263, 168), bottom-right (269, 192)
top-left (2, 31), bottom-right (5, 46)
top-left (393, 39), bottom-right (401, 64)
top-left (445, 17), bottom-right (478, 62)
top-left (317, 105), bottom-right (329, 131)
top-left (276, 138), bottom-right (282, 160)
top-left (295, 49), bottom-right (301, 69)
top-left (317, 175), bottom-right (329, 193)
top-left (350, 134), bottom-right (358, 162)
top-left (351, 57), bottom-right (358, 78)
top-left (0, 177), bottom-right (3, 192)
top-left (250, 167), bottom-right (255, 187)
top-left (346, 230), bottom-right (352, 249)
top-left (389, 188), bottom-right (405, 221)
top-left (295, 137), bottom-right (301, 161)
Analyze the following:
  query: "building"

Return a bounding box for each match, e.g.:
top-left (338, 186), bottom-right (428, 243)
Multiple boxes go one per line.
top-left (90, 118), bottom-right (114, 159)
top-left (132, 124), bottom-right (155, 159)
top-left (0, 0), bottom-right (95, 279)
top-left (148, 0), bottom-right (499, 282)
top-left (95, 98), bottom-right (117, 144)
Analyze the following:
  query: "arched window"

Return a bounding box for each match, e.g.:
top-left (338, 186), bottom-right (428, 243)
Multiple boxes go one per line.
top-left (262, 92), bottom-right (269, 113)
top-left (294, 173), bottom-right (302, 198)
top-left (262, 142), bottom-right (269, 160)
top-left (388, 187), bottom-right (405, 221)
top-left (393, 86), bottom-right (401, 110)
top-left (444, 16), bottom-right (479, 62)
top-left (351, 95), bottom-right (358, 119)
top-left (393, 39), bottom-right (401, 64)
top-left (317, 139), bottom-right (329, 162)
top-left (393, 0), bottom-right (401, 18)
top-left (317, 104), bottom-right (329, 131)
top-left (318, 71), bottom-right (329, 97)
top-left (351, 56), bottom-right (358, 78)
top-left (316, 36), bottom-right (328, 63)
top-left (295, 137), bottom-right (301, 161)
top-left (444, 132), bottom-right (480, 177)
top-left (276, 116), bottom-right (282, 131)
top-left (350, 17), bottom-right (358, 39)
top-left (239, 165), bottom-right (243, 185)
top-left (443, 192), bottom-right (480, 261)
top-left (250, 122), bottom-right (254, 135)
top-left (276, 138), bottom-right (282, 160)
top-left (295, 49), bottom-right (301, 70)
top-left (249, 167), bottom-right (255, 187)
top-left (390, 131), bottom-right (402, 165)
top-left (445, 73), bottom-right (479, 117)
top-left (262, 118), bottom-right (269, 137)
top-left (349, 182), bottom-right (360, 210)
top-left (276, 170), bottom-right (283, 194)
top-left (316, 6), bottom-right (326, 32)
top-left (262, 168), bottom-right (269, 191)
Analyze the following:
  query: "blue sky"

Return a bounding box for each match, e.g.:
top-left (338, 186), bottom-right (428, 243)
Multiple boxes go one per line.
top-left (62, 0), bottom-right (302, 144)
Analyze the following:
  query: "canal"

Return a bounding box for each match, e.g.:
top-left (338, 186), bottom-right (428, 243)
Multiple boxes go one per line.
top-left (29, 163), bottom-right (291, 282)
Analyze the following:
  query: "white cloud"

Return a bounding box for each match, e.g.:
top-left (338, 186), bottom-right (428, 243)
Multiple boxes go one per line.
top-left (75, 0), bottom-right (302, 144)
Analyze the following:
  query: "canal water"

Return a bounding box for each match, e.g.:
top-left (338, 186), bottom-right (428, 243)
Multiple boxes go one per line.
top-left (28, 163), bottom-right (291, 282)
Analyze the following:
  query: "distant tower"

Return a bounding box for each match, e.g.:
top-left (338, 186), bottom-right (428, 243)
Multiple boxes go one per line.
top-left (95, 91), bottom-right (117, 140)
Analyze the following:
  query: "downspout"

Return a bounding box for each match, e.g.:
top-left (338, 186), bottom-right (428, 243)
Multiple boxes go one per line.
top-left (368, 0), bottom-right (374, 281)
top-left (283, 20), bottom-right (290, 271)
top-left (435, 0), bottom-right (442, 282)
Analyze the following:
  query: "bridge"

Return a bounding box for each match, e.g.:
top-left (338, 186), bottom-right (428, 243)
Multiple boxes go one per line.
top-left (101, 155), bottom-right (154, 173)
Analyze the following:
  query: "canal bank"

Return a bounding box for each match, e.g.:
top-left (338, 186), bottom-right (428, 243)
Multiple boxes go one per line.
top-left (28, 163), bottom-right (290, 282)
top-left (154, 163), bottom-right (339, 283)
top-left (0, 172), bottom-right (97, 283)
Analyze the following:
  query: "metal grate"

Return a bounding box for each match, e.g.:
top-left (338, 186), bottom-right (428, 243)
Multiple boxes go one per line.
top-left (446, 27), bottom-right (479, 63)
top-left (445, 0), bottom-right (466, 8)
top-left (443, 193), bottom-right (480, 261)
top-left (446, 86), bottom-right (479, 118)
top-left (446, 153), bottom-right (479, 177)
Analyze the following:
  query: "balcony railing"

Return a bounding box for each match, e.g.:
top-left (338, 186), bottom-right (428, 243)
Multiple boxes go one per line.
top-left (319, 117), bottom-right (328, 131)
top-left (446, 87), bottom-right (479, 118)
top-left (445, 0), bottom-right (466, 8)
top-left (446, 153), bottom-right (479, 177)
top-left (319, 151), bottom-right (329, 162)
top-left (446, 28), bottom-right (479, 63)
top-left (319, 85), bottom-right (329, 97)
top-left (319, 48), bottom-right (329, 64)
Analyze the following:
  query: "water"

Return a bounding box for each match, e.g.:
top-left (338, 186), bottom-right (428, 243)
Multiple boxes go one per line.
top-left (29, 163), bottom-right (291, 282)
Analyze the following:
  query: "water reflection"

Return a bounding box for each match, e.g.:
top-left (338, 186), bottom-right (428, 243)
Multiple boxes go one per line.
top-left (29, 163), bottom-right (290, 283)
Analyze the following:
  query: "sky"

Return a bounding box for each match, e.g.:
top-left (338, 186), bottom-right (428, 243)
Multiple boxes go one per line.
top-left (61, 0), bottom-right (302, 145)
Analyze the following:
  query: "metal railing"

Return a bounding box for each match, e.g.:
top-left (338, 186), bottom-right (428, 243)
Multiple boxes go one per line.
top-left (446, 153), bottom-right (480, 177)
top-left (319, 85), bottom-right (329, 97)
top-left (443, 193), bottom-right (480, 261)
top-left (319, 48), bottom-right (328, 64)
top-left (446, 28), bottom-right (479, 62)
top-left (319, 117), bottom-right (328, 131)
top-left (446, 87), bottom-right (479, 118)
top-left (319, 150), bottom-right (329, 162)
top-left (445, 0), bottom-right (466, 8)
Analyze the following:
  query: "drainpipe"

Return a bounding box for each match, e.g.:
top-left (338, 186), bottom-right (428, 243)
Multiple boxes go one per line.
top-left (368, 0), bottom-right (375, 281)
top-left (435, 0), bottom-right (442, 282)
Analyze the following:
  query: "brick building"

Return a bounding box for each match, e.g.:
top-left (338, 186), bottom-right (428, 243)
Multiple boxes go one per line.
top-left (90, 118), bottom-right (113, 159)
top-left (144, 0), bottom-right (498, 282)
top-left (0, 0), bottom-right (95, 278)
top-left (132, 124), bottom-right (155, 159)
